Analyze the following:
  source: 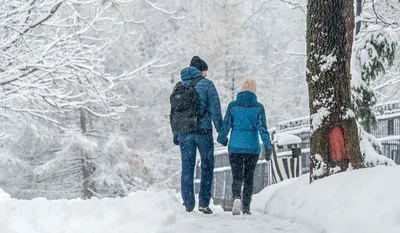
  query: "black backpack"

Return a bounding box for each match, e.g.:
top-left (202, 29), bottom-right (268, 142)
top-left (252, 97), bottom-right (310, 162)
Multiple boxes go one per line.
top-left (170, 76), bottom-right (204, 133)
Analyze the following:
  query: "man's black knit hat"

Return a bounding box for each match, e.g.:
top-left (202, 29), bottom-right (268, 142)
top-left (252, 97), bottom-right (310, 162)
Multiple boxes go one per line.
top-left (190, 56), bottom-right (208, 71)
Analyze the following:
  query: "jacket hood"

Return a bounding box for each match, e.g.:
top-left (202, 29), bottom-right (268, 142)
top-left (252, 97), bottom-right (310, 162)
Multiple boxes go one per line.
top-left (235, 91), bottom-right (258, 107)
top-left (181, 66), bottom-right (203, 81)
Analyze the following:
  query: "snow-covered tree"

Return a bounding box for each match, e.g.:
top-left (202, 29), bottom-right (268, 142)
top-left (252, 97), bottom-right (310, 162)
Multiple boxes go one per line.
top-left (352, 0), bottom-right (399, 133)
top-left (307, 0), bottom-right (363, 182)
top-left (28, 132), bottom-right (152, 200)
top-left (0, 0), bottom-right (180, 198)
top-left (373, 48), bottom-right (400, 102)
top-left (1, 1), bottom-right (127, 126)
top-left (352, 26), bottom-right (398, 132)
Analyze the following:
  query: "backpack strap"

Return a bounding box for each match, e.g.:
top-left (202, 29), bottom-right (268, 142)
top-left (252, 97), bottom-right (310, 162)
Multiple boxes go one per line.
top-left (189, 76), bottom-right (207, 118)
top-left (173, 76), bottom-right (203, 90)
top-left (188, 76), bottom-right (204, 87)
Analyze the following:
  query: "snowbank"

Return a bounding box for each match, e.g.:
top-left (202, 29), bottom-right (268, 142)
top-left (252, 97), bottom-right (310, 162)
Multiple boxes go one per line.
top-left (252, 166), bottom-right (400, 233)
top-left (0, 188), bottom-right (225, 233)
top-left (0, 188), bottom-right (185, 233)
top-left (0, 189), bottom-right (11, 200)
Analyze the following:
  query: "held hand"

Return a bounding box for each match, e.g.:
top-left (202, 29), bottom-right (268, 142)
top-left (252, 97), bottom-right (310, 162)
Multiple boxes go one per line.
top-left (173, 135), bottom-right (179, 146)
top-left (221, 137), bottom-right (228, 147)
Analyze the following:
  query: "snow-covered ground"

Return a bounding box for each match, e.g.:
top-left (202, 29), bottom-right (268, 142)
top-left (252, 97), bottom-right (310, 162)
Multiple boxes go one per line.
top-left (0, 187), bottom-right (310, 233)
top-left (1, 166), bottom-right (399, 233)
top-left (176, 212), bottom-right (312, 233)
top-left (253, 165), bottom-right (400, 233)
top-left (0, 189), bottom-right (184, 233)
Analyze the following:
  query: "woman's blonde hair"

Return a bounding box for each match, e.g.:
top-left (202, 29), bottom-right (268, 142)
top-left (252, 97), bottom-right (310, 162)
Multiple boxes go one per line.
top-left (241, 78), bottom-right (257, 94)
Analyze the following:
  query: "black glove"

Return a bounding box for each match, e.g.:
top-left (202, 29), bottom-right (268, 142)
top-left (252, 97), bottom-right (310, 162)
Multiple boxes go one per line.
top-left (221, 137), bottom-right (228, 147)
top-left (265, 148), bottom-right (272, 161)
top-left (173, 135), bottom-right (179, 146)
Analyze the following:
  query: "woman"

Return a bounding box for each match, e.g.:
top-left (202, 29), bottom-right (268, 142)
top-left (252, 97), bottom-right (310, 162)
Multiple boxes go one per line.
top-left (217, 78), bottom-right (272, 215)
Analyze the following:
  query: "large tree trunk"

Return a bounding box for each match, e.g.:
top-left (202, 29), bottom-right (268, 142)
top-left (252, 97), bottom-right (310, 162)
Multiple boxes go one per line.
top-left (306, 0), bottom-right (364, 182)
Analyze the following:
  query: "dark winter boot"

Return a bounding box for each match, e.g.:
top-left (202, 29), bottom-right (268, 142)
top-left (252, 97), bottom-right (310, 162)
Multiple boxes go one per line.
top-left (242, 206), bottom-right (251, 215)
top-left (198, 206), bottom-right (213, 214)
top-left (242, 209), bottom-right (252, 215)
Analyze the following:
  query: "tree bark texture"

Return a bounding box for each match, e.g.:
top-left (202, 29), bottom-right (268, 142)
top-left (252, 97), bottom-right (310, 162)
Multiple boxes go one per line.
top-left (306, 0), bottom-right (363, 182)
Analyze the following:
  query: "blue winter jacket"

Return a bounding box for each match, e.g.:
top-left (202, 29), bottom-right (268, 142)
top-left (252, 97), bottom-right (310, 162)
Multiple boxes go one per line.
top-left (172, 66), bottom-right (223, 136)
top-left (217, 91), bottom-right (272, 155)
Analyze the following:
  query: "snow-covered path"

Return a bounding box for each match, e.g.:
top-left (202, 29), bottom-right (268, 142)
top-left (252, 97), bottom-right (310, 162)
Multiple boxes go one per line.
top-left (176, 212), bottom-right (314, 233)
top-left (0, 189), bottom-right (311, 233)
top-left (2, 166), bottom-right (399, 233)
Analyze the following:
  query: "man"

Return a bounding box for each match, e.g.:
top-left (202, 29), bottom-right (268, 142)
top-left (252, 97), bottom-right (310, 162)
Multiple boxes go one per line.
top-left (170, 56), bottom-right (223, 214)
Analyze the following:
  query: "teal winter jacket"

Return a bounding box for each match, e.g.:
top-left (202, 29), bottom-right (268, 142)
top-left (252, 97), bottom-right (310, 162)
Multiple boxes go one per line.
top-left (217, 91), bottom-right (272, 155)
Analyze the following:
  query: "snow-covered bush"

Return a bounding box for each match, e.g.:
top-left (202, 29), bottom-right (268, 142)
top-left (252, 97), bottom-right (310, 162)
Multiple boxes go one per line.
top-left (358, 125), bottom-right (396, 167)
top-left (93, 134), bottom-right (153, 198)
